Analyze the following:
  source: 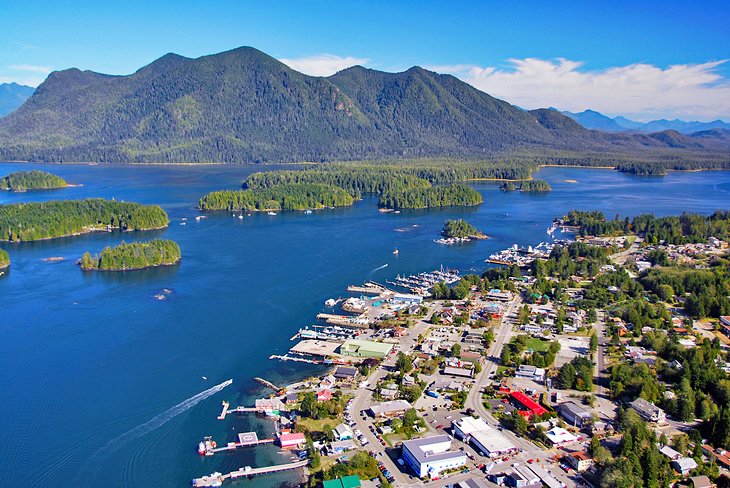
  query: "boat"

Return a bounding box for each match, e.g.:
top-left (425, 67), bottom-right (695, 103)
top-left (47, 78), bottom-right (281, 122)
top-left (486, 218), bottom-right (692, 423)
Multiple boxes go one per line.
top-left (392, 249), bottom-right (399, 255)
top-left (267, 211), bottom-right (277, 216)
top-left (180, 222), bottom-right (186, 226)
top-left (325, 298), bottom-right (337, 307)
top-left (238, 215), bottom-right (244, 219)
top-left (304, 210), bottom-right (313, 214)
top-left (198, 441), bottom-right (206, 455)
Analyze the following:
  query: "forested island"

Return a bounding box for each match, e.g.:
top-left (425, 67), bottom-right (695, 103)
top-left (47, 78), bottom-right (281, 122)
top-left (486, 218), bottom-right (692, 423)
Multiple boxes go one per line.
top-left (0, 248), bottom-right (9, 269)
top-left (80, 239), bottom-right (181, 271)
top-left (441, 219), bottom-right (486, 239)
top-left (614, 161), bottom-right (668, 176)
top-left (378, 183), bottom-right (482, 209)
top-left (199, 183), bottom-right (355, 211)
top-left (500, 179), bottom-right (552, 192)
top-left (0, 199), bottom-right (169, 242)
top-left (1, 170), bottom-right (68, 191)
top-left (560, 209), bottom-right (730, 243)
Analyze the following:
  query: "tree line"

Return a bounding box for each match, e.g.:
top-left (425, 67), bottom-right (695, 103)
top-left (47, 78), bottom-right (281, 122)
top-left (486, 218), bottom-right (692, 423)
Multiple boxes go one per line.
top-left (500, 179), bottom-right (552, 191)
top-left (441, 219), bottom-right (482, 238)
top-left (0, 199), bottom-right (169, 242)
top-left (0, 248), bottom-right (9, 268)
top-left (198, 183), bottom-right (355, 211)
top-left (80, 239), bottom-right (181, 271)
top-left (378, 183), bottom-right (482, 210)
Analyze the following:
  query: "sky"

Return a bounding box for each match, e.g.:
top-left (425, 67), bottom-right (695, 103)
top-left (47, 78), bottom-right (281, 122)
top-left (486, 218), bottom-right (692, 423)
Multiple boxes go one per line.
top-left (1, 0), bottom-right (729, 121)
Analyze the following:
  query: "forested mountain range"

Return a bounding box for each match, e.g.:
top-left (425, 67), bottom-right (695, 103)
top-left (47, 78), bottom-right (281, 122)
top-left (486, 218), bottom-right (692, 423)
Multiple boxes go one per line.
top-left (561, 108), bottom-right (730, 134)
top-left (0, 46), bottom-right (728, 165)
top-left (0, 83), bottom-right (34, 117)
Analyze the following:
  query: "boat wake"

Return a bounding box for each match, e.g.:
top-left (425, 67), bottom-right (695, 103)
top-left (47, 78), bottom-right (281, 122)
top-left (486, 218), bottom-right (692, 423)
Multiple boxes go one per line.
top-left (72, 379), bottom-right (233, 486)
top-left (370, 263), bottom-right (388, 273)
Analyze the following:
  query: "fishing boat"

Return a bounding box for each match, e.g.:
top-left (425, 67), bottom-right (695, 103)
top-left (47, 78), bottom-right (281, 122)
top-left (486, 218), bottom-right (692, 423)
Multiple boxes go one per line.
top-left (392, 249), bottom-right (399, 255)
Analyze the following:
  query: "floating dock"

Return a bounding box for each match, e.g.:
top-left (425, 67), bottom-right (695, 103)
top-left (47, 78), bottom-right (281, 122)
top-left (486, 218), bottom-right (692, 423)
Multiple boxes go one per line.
top-left (198, 432), bottom-right (275, 456)
top-left (193, 460), bottom-right (309, 486)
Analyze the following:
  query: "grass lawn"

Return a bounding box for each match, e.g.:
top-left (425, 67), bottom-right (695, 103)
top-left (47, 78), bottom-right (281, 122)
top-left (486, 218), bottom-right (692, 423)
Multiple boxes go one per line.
top-left (297, 417), bottom-right (341, 434)
top-left (525, 337), bottom-right (551, 352)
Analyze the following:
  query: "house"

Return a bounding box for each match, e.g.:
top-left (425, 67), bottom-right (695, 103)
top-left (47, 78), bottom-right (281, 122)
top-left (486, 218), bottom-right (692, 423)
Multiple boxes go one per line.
top-left (403, 374), bottom-right (416, 386)
top-left (452, 416), bottom-right (518, 458)
top-left (370, 400), bottom-right (411, 418)
top-left (509, 391), bottom-right (548, 419)
top-left (565, 451), bottom-right (593, 472)
top-left (630, 397), bottom-right (666, 423)
top-left (459, 351), bottom-right (481, 364)
top-left (322, 475), bottom-right (361, 488)
top-left (672, 457), bottom-right (698, 476)
top-left (317, 389), bottom-right (333, 402)
top-left (505, 464), bottom-right (540, 487)
top-left (545, 427), bottom-right (579, 446)
top-left (319, 374), bottom-right (337, 389)
top-left (689, 475), bottom-right (714, 488)
top-left (255, 398), bottom-right (285, 414)
top-left (659, 444), bottom-right (681, 461)
top-left (515, 364), bottom-right (545, 382)
top-left (333, 423), bottom-right (354, 441)
top-left (333, 366), bottom-right (358, 381)
top-left (380, 387), bottom-right (398, 399)
top-left (278, 432), bottom-right (306, 448)
top-left (328, 439), bottom-right (357, 455)
top-left (401, 435), bottom-right (467, 479)
top-left (558, 401), bottom-right (593, 428)
top-left (284, 392), bottom-right (299, 405)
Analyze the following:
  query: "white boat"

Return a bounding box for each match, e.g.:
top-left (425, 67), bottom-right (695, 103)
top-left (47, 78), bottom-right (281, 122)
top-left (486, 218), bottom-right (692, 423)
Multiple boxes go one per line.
top-left (238, 215), bottom-right (244, 219)
top-left (393, 249), bottom-right (399, 255)
top-left (325, 298), bottom-right (337, 307)
top-left (304, 210), bottom-right (313, 214)
top-left (267, 211), bottom-right (277, 216)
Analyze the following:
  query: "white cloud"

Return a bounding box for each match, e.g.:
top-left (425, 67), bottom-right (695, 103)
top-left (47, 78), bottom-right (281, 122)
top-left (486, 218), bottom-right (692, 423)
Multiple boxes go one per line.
top-left (1, 64), bottom-right (54, 87)
top-left (9, 64), bottom-right (53, 74)
top-left (429, 58), bottom-right (730, 121)
top-left (279, 54), bottom-right (368, 77)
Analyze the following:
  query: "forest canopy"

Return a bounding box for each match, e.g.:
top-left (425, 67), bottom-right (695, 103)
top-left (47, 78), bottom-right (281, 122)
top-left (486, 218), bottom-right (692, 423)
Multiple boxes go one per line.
top-left (0, 199), bottom-right (169, 242)
top-left (80, 239), bottom-right (181, 271)
top-left (1, 170), bottom-right (68, 191)
top-left (0, 248), bottom-right (9, 269)
top-left (199, 183), bottom-right (355, 211)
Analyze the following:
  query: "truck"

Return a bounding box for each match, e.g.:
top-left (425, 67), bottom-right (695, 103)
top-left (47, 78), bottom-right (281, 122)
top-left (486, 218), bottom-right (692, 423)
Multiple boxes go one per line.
top-left (426, 390), bottom-right (440, 398)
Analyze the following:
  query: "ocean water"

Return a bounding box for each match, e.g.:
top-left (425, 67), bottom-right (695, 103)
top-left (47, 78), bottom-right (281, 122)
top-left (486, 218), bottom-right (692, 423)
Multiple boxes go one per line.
top-left (0, 163), bottom-right (728, 487)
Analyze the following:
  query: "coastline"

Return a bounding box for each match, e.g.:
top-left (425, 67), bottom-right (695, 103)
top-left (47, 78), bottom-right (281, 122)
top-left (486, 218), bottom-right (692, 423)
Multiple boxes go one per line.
top-left (0, 224), bottom-right (169, 243)
top-left (80, 259), bottom-right (181, 272)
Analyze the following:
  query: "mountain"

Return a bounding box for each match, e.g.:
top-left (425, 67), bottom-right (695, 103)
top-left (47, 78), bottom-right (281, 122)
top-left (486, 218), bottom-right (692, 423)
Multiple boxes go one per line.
top-left (0, 83), bottom-right (35, 117)
top-left (560, 109), bottom-right (625, 132)
top-left (0, 46), bottom-right (728, 164)
top-left (560, 108), bottom-right (730, 134)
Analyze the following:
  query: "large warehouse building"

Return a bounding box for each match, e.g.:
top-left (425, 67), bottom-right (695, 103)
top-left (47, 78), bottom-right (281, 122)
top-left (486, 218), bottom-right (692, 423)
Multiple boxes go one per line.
top-left (452, 416), bottom-right (518, 458)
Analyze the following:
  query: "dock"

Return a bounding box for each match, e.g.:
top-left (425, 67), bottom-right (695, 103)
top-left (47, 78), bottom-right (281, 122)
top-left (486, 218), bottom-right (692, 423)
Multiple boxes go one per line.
top-left (218, 401), bottom-right (259, 420)
top-left (315, 313), bottom-right (369, 327)
top-left (199, 432), bottom-right (275, 456)
top-left (254, 377), bottom-right (281, 391)
top-left (193, 460), bottom-right (309, 486)
top-left (346, 282), bottom-right (390, 294)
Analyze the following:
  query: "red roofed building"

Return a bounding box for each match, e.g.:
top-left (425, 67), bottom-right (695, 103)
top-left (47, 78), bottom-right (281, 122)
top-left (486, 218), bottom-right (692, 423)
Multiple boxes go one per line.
top-left (279, 432), bottom-right (306, 448)
top-left (317, 389), bottom-right (333, 402)
top-left (510, 391), bottom-right (548, 419)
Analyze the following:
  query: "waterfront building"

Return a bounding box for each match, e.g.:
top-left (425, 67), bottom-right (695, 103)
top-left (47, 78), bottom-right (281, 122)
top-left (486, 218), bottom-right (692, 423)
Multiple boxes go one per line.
top-left (340, 339), bottom-right (394, 358)
top-left (279, 432), bottom-right (306, 448)
top-left (401, 435), bottom-right (467, 478)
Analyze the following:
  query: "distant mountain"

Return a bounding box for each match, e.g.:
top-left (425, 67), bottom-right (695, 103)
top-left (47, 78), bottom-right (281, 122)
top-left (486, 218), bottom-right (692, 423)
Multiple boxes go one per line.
top-left (0, 83), bottom-right (34, 117)
top-left (0, 47), bottom-right (728, 164)
top-left (560, 108), bottom-right (730, 134)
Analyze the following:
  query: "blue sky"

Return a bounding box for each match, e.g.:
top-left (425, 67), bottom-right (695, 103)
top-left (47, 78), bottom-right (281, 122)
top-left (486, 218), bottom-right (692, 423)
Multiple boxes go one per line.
top-left (2, 0), bottom-right (729, 120)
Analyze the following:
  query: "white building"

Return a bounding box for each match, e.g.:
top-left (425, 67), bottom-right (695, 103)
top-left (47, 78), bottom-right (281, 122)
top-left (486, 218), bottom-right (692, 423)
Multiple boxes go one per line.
top-left (402, 435), bottom-right (467, 479)
top-left (545, 426), bottom-right (578, 446)
top-left (452, 416), bottom-right (517, 458)
top-left (515, 364), bottom-right (546, 382)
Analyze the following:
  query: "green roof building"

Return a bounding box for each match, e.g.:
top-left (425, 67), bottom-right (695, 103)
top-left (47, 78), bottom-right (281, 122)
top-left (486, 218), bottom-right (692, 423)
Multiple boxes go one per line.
top-left (339, 339), bottom-right (394, 358)
top-left (322, 475), bottom-right (361, 488)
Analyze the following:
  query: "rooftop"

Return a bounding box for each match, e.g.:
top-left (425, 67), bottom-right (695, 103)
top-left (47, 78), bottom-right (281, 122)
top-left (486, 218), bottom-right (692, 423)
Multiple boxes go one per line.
top-left (402, 435), bottom-right (466, 465)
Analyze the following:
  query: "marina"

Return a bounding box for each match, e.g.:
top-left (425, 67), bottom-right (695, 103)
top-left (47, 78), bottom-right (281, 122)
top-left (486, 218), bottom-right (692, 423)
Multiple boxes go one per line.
top-left (192, 460), bottom-right (309, 487)
top-left (486, 241), bottom-right (566, 267)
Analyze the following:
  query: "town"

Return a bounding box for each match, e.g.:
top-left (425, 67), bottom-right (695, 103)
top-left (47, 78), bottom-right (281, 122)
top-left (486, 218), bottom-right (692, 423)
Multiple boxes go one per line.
top-left (193, 212), bottom-right (730, 488)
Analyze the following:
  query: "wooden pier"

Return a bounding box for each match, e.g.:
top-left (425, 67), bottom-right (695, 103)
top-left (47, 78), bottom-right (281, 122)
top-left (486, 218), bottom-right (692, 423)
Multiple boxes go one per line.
top-left (254, 377), bottom-right (281, 391)
top-left (315, 313), bottom-right (368, 327)
top-left (218, 401), bottom-right (258, 420)
top-left (200, 432), bottom-right (275, 456)
top-left (193, 460), bottom-right (309, 486)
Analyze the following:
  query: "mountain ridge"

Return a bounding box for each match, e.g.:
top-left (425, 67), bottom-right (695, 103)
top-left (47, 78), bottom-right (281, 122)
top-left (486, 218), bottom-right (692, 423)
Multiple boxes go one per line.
top-left (560, 108), bottom-right (730, 134)
top-left (0, 82), bottom-right (35, 117)
top-left (0, 46), bottom-right (728, 164)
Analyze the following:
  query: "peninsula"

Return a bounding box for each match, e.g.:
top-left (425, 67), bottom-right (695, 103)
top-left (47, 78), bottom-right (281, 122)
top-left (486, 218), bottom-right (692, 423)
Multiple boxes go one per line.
top-left (80, 239), bottom-right (181, 271)
top-left (1, 170), bottom-right (68, 192)
top-left (0, 198), bottom-right (169, 242)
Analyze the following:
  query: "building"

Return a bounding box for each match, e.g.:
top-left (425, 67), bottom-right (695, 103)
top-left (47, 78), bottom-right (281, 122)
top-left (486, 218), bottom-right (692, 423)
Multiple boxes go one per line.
top-left (333, 366), bottom-right (358, 380)
top-left (322, 475), bottom-right (361, 488)
top-left (486, 289), bottom-right (513, 301)
top-left (317, 389), bottom-right (333, 402)
top-left (545, 427), bottom-right (578, 446)
top-left (340, 339), bottom-right (394, 358)
top-left (509, 391), bottom-right (548, 419)
top-left (505, 464), bottom-right (540, 487)
top-left (659, 444), bottom-right (681, 461)
top-left (443, 366), bottom-right (474, 378)
top-left (672, 457), bottom-right (698, 476)
top-left (558, 401), bottom-right (593, 428)
top-left (392, 293), bottom-right (423, 304)
top-left (456, 479), bottom-right (492, 488)
top-left (452, 416), bottom-right (518, 458)
top-left (255, 398), bottom-right (285, 414)
top-left (689, 475), bottom-right (714, 488)
top-left (630, 397), bottom-right (666, 423)
top-left (333, 423), bottom-right (354, 441)
top-left (401, 435), bottom-right (467, 479)
top-left (721, 316), bottom-right (730, 336)
top-left (328, 440), bottom-right (357, 455)
top-left (284, 392), bottom-right (299, 405)
top-left (278, 432), bottom-right (306, 448)
top-left (515, 364), bottom-right (546, 382)
top-left (565, 451), bottom-right (594, 472)
top-left (370, 400), bottom-right (411, 418)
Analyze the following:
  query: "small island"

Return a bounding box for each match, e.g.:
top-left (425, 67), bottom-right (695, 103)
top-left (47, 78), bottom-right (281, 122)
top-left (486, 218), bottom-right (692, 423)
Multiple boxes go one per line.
top-left (199, 183), bottom-right (355, 211)
top-left (0, 198), bottom-right (169, 242)
top-left (615, 162), bottom-right (668, 176)
top-left (0, 248), bottom-right (9, 270)
top-left (1, 170), bottom-right (69, 192)
top-left (378, 183), bottom-right (482, 210)
top-left (500, 179), bottom-right (551, 192)
top-left (80, 239), bottom-right (181, 271)
top-left (435, 219), bottom-right (487, 244)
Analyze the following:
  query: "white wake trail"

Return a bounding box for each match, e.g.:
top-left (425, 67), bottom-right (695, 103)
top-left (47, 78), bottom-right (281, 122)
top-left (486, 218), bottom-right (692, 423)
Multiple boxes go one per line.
top-left (371, 263), bottom-right (388, 273)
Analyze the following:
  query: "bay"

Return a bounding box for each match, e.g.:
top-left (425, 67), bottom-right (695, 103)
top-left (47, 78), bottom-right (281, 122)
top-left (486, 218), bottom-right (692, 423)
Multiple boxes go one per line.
top-left (0, 163), bottom-right (728, 487)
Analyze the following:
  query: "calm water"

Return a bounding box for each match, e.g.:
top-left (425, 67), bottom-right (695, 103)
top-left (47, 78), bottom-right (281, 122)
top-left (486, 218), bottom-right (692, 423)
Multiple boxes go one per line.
top-left (0, 163), bottom-right (728, 487)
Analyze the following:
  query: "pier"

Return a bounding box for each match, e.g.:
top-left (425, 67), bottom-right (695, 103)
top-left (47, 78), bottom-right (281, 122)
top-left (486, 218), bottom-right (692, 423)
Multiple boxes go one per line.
top-left (199, 432), bottom-right (275, 456)
top-left (315, 312), bottom-right (369, 327)
top-left (217, 401), bottom-right (259, 420)
top-left (193, 460), bottom-right (309, 486)
top-left (346, 282), bottom-right (390, 294)
top-left (254, 377), bottom-right (281, 391)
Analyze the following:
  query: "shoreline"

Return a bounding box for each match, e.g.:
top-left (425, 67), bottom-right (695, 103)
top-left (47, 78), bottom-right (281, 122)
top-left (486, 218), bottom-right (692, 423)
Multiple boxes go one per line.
top-left (0, 224), bottom-right (169, 243)
top-left (80, 259), bottom-right (181, 272)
